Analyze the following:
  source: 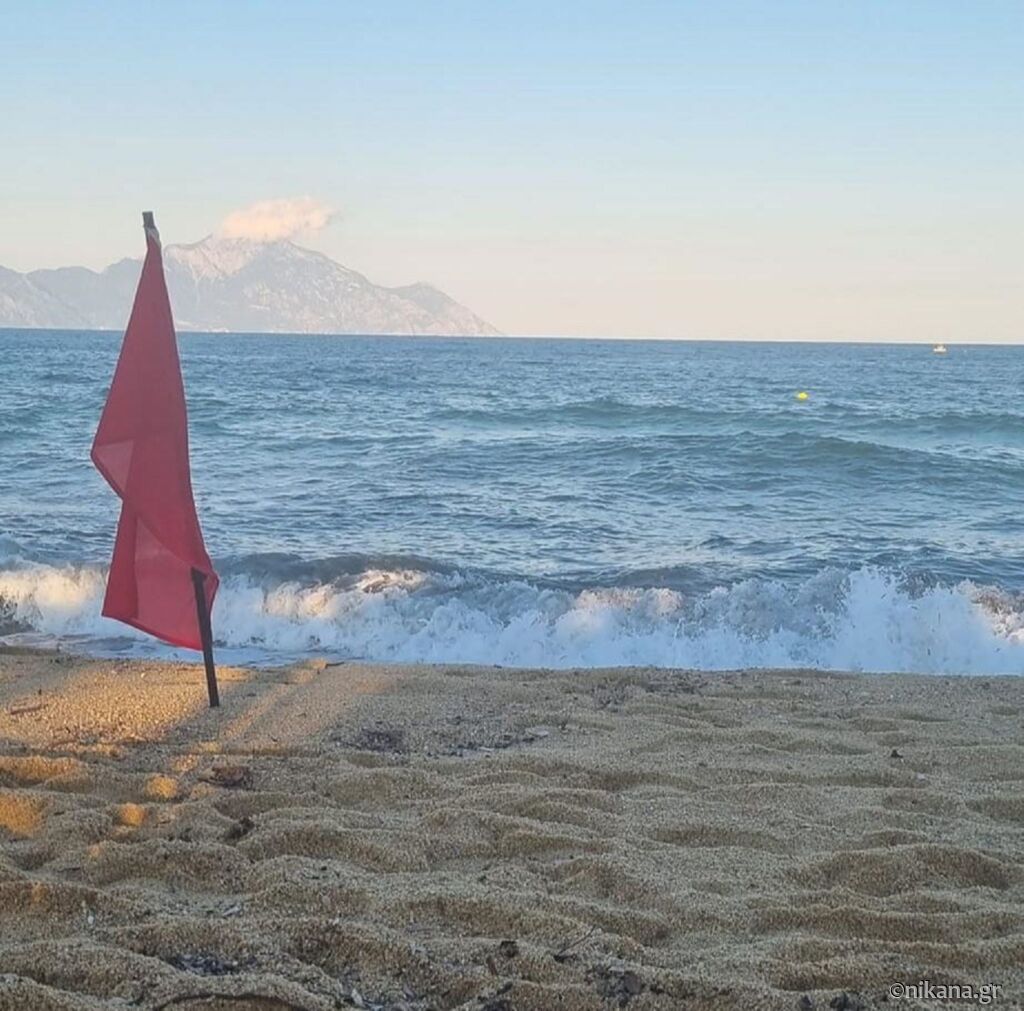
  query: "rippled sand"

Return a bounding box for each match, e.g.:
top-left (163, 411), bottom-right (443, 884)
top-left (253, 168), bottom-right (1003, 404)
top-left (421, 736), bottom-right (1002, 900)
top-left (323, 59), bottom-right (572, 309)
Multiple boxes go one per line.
top-left (0, 647), bottom-right (1021, 1010)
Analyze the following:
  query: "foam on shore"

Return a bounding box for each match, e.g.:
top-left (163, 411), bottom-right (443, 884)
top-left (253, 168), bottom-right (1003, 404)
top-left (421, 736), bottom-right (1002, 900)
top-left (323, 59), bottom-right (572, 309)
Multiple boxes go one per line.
top-left (3, 559), bottom-right (1024, 674)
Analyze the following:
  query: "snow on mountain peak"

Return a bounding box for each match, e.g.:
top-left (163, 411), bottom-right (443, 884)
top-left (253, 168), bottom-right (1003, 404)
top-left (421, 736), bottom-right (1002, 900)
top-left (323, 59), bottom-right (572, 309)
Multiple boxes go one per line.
top-left (166, 235), bottom-right (267, 280)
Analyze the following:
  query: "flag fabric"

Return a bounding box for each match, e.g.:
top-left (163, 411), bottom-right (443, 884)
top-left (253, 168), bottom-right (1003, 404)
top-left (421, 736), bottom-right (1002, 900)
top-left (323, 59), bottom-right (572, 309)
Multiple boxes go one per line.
top-left (91, 217), bottom-right (218, 650)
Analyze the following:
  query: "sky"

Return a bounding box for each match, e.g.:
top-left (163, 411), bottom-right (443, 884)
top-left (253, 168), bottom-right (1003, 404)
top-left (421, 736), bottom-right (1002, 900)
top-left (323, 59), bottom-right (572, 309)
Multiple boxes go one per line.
top-left (1, 1), bottom-right (1021, 340)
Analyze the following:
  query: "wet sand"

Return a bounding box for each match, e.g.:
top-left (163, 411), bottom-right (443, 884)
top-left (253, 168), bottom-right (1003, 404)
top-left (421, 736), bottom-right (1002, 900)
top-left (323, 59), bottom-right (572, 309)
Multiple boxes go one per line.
top-left (0, 646), bottom-right (1021, 1010)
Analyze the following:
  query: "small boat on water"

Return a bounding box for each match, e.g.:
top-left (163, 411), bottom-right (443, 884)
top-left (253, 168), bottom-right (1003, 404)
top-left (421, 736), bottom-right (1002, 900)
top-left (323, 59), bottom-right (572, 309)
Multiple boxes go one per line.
top-left (932, 343), bottom-right (948, 354)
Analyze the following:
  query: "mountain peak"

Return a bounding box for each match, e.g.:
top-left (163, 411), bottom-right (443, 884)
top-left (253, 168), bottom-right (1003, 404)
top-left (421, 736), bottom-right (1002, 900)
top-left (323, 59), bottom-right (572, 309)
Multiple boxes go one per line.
top-left (167, 235), bottom-right (266, 280)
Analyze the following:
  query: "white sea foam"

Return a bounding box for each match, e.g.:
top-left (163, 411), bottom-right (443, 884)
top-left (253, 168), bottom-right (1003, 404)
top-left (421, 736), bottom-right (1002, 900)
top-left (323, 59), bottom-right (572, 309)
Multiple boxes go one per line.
top-left (2, 563), bottom-right (1023, 675)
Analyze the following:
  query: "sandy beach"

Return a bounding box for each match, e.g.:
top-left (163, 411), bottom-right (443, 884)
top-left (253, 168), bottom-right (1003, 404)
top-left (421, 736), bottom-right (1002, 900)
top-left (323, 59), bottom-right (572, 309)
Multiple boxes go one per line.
top-left (0, 647), bottom-right (1021, 1010)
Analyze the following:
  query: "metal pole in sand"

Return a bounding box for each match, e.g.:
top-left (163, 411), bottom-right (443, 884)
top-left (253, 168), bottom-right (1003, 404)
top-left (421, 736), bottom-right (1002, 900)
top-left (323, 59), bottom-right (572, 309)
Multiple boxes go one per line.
top-left (191, 567), bottom-right (220, 708)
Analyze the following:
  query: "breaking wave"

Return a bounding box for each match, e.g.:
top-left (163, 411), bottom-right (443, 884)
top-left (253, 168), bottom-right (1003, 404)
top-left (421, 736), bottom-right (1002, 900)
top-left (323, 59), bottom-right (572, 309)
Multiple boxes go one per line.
top-left (2, 555), bottom-right (1024, 675)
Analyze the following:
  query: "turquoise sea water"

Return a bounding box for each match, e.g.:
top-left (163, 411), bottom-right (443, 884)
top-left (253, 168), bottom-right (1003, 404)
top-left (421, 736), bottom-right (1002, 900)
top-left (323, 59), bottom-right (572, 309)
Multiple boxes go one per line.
top-left (2, 329), bottom-right (1023, 673)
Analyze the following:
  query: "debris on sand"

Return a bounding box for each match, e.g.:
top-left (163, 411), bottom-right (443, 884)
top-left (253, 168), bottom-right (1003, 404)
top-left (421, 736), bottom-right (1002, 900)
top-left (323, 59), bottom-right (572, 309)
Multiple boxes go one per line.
top-left (344, 725), bottom-right (408, 754)
top-left (223, 814), bottom-right (256, 841)
top-left (588, 963), bottom-right (645, 1006)
top-left (167, 952), bottom-right (256, 976)
top-left (829, 992), bottom-right (868, 1011)
top-left (200, 764), bottom-right (253, 788)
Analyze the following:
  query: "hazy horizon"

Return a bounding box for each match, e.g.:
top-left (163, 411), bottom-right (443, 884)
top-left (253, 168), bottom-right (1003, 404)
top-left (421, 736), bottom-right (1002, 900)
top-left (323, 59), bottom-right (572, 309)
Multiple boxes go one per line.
top-left (2, 1), bottom-right (1021, 341)
top-left (5, 323), bottom-right (1016, 346)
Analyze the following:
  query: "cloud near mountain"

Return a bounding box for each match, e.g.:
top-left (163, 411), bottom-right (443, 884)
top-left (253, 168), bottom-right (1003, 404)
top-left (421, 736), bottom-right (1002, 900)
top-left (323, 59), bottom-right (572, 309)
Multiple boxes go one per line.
top-left (217, 197), bottom-right (336, 242)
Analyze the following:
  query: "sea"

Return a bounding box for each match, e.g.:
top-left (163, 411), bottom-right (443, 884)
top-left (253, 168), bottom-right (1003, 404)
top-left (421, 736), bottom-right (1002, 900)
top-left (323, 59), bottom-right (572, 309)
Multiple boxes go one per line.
top-left (2, 328), bottom-right (1023, 674)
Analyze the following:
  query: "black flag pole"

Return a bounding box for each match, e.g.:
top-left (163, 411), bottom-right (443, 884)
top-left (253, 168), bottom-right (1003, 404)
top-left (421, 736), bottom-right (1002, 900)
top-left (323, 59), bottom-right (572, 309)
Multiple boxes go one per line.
top-left (191, 567), bottom-right (220, 708)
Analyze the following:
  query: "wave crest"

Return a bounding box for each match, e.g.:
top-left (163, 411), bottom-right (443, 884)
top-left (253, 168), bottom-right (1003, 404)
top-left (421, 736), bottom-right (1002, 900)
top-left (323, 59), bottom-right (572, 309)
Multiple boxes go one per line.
top-left (2, 558), bottom-right (1023, 674)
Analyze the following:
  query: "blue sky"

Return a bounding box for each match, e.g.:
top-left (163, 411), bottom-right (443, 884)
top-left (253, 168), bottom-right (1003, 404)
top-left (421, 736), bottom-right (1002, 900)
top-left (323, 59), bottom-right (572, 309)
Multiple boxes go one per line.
top-left (1, 1), bottom-right (1021, 339)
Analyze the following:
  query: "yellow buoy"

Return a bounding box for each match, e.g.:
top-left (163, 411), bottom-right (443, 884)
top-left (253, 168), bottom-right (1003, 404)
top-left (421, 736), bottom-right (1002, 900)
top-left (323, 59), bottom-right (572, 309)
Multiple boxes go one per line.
top-left (796, 390), bottom-right (809, 401)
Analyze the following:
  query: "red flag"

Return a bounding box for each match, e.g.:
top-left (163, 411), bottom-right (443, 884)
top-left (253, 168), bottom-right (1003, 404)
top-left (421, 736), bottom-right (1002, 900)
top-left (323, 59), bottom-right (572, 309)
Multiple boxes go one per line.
top-left (91, 216), bottom-right (218, 650)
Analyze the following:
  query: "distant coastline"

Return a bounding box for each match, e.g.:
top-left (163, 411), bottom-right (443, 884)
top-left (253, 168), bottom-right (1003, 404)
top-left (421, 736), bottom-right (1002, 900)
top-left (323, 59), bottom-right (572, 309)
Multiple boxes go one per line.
top-left (0, 236), bottom-right (500, 337)
top-left (3, 326), bottom-right (1020, 345)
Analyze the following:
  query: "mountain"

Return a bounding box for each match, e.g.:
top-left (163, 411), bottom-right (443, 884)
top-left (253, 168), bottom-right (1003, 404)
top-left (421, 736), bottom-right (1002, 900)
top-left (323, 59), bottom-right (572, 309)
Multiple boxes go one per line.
top-left (0, 236), bottom-right (501, 336)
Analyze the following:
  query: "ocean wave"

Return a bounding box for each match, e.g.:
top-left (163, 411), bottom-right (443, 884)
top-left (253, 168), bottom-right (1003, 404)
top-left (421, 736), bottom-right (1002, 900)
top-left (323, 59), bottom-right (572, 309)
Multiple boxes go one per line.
top-left (2, 558), bottom-right (1023, 675)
